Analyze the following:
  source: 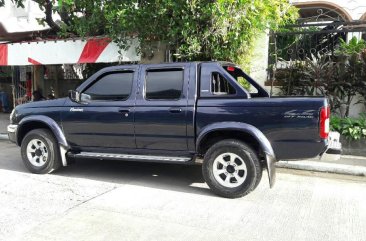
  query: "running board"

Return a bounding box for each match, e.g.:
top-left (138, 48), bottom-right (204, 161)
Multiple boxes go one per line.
top-left (68, 152), bottom-right (192, 163)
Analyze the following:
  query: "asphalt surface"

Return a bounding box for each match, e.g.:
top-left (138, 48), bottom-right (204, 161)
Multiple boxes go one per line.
top-left (0, 141), bottom-right (365, 241)
top-left (0, 113), bottom-right (9, 134)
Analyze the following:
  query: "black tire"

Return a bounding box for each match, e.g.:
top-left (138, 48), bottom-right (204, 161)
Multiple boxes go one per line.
top-left (21, 129), bottom-right (62, 174)
top-left (202, 139), bottom-right (262, 198)
top-left (253, 163), bottom-right (263, 190)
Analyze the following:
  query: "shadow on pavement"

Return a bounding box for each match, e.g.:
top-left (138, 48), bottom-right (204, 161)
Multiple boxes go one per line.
top-left (0, 140), bottom-right (212, 197)
top-left (55, 158), bottom-right (213, 197)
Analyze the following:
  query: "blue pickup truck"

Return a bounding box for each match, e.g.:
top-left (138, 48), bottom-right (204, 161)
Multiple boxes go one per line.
top-left (7, 62), bottom-right (341, 198)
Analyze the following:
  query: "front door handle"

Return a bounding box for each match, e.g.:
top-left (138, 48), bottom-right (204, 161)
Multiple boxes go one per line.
top-left (118, 108), bottom-right (130, 113)
top-left (119, 108), bottom-right (130, 117)
top-left (169, 107), bottom-right (182, 113)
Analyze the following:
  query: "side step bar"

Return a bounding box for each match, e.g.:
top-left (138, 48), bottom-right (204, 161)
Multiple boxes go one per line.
top-left (68, 152), bottom-right (192, 163)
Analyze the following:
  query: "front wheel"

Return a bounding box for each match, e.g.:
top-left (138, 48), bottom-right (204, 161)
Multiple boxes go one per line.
top-left (21, 129), bottom-right (61, 174)
top-left (202, 139), bottom-right (262, 198)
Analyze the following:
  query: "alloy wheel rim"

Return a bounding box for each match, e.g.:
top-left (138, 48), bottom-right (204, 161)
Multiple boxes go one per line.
top-left (26, 139), bottom-right (49, 167)
top-left (212, 152), bottom-right (247, 188)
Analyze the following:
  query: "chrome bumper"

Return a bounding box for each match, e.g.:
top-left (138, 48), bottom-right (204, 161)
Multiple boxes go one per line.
top-left (320, 131), bottom-right (342, 161)
top-left (7, 124), bottom-right (18, 133)
top-left (7, 124), bottom-right (18, 143)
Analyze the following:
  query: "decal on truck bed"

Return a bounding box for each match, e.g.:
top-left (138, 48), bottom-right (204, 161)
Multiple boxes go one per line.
top-left (284, 110), bottom-right (315, 119)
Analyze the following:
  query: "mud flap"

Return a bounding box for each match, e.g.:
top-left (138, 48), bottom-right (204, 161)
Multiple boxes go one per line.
top-left (59, 145), bottom-right (68, 166)
top-left (266, 154), bottom-right (276, 188)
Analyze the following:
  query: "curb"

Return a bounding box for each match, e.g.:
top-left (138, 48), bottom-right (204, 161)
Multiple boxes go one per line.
top-left (276, 160), bottom-right (366, 177)
top-left (342, 155), bottom-right (366, 160)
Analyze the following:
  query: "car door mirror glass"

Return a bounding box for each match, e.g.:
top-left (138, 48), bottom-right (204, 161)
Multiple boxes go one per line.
top-left (80, 93), bottom-right (91, 102)
top-left (69, 90), bottom-right (81, 103)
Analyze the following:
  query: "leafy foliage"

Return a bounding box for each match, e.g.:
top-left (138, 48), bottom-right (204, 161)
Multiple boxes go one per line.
top-left (336, 37), bottom-right (366, 56)
top-left (276, 38), bottom-right (366, 117)
top-left (0, 0), bottom-right (23, 7)
top-left (331, 115), bottom-right (366, 140)
top-left (276, 54), bottom-right (339, 107)
top-left (2, 0), bottom-right (298, 65)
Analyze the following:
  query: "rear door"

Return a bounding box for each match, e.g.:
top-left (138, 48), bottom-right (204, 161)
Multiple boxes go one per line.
top-left (134, 63), bottom-right (190, 152)
top-left (62, 68), bottom-right (138, 150)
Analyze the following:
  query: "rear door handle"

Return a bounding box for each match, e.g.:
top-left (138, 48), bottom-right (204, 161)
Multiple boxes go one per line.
top-left (169, 107), bottom-right (182, 113)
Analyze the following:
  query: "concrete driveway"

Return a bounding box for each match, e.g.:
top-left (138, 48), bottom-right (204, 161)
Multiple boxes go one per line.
top-left (0, 140), bottom-right (365, 241)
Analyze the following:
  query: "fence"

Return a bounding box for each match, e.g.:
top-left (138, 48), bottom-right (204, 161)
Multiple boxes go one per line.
top-left (268, 20), bottom-right (366, 95)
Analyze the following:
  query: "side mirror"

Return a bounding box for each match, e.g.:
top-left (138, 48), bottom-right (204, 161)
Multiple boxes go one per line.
top-left (69, 90), bottom-right (81, 103)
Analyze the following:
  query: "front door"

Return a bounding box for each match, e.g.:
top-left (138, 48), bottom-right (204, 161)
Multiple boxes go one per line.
top-left (62, 69), bottom-right (137, 150)
top-left (134, 64), bottom-right (190, 152)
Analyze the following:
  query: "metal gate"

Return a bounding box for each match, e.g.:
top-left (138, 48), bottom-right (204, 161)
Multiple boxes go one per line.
top-left (268, 20), bottom-right (366, 95)
top-left (12, 66), bottom-right (33, 107)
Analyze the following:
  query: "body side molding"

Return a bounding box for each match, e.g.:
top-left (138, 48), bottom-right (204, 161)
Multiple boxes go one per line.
top-left (69, 152), bottom-right (192, 163)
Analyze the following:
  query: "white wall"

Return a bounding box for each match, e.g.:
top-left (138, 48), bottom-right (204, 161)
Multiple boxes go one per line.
top-left (249, 32), bottom-right (270, 91)
top-left (348, 95), bottom-right (366, 117)
top-left (0, 0), bottom-right (59, 33)
top-left (290, 0), bottom-right (366, 20)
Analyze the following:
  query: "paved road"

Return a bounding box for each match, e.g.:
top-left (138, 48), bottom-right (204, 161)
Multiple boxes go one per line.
top-left (0, 113), bottom-right (9, 134)
top-left (0, 140), bottom-right (365, 241)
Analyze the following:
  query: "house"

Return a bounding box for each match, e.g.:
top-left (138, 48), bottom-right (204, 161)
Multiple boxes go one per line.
top-left (0, 0), bottom-right (142, 109)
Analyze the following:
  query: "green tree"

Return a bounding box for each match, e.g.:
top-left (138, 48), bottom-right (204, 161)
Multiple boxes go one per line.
top-left (1, 0), bottom-right (297, 65)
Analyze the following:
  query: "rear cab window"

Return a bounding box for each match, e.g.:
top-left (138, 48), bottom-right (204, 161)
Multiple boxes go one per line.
top-left (199, 62), bottom-right (249, 98)
top-left (222, 65), bottom-right (269, 98)
top-left (211, 72), bottom-right (236, 95)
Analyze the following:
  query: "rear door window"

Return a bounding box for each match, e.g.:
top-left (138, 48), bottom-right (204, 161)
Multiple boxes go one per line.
top-left (145, 69), bottom-right (184, 100)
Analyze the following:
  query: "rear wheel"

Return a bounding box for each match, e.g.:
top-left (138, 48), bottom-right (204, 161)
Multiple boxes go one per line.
top-left (202, 139), bottom-right (262, 198)
top-left (21, 129), bottom-right (61, 174)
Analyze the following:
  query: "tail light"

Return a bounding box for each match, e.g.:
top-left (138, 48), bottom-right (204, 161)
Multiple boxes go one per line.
top-left (319, 106), bottom-right (330, 139)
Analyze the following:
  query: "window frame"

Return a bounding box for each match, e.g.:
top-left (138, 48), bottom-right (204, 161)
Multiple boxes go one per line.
top-left (144, 67), bottom-right (185, 101)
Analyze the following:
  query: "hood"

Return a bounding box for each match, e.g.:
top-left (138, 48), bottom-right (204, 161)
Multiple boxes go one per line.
top-left (16, 97), bottom-right (67, 110)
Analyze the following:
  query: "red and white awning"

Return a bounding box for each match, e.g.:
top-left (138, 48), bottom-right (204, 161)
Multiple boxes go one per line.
top-left (0, 37), bottom-right (140, 66)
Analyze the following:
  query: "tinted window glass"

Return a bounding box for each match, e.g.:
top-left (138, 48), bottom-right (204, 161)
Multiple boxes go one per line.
top-left (211, 72), bottom-right (236, 95)
top-left (145, 69), bottom-right (183, 100)
top-left (83, 72), bottom-right (133, 101)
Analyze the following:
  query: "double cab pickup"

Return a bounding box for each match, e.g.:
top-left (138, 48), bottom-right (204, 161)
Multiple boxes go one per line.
top-left (7, 62), bottom-right (341, 198)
